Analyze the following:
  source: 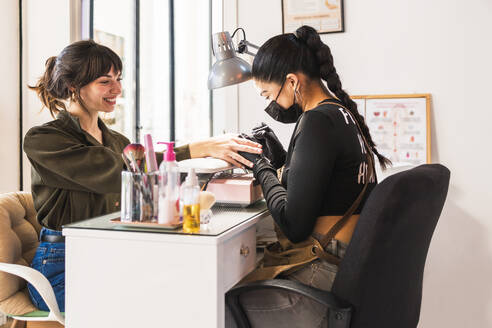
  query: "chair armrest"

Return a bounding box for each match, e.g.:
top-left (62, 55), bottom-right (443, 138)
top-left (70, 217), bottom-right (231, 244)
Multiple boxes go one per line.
top-left (0, 263), bottom-right (65, 325)
top-left (226, 279), bottom-right (352, 328)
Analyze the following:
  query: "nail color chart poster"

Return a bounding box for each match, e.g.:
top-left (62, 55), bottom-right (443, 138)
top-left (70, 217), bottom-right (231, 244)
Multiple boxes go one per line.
top-left (282, 0), bottom-right (344, 34)
top-left (364, 97), bottom-right (430, 165)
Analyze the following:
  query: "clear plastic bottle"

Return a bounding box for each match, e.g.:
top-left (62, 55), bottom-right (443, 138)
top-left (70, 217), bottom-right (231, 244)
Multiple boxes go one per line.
top-left (181, 168), bottom-right (200, 233)
top-left (157, 142), bottom-right (180, 225)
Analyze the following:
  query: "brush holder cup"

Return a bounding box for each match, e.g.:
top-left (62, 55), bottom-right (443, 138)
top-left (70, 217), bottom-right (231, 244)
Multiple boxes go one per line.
top-left (121, 171), bottom-right (159, 222)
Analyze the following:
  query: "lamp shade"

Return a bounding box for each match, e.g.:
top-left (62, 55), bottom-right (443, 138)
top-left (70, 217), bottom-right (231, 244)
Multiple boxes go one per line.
top-left (207, 32), bottom-right (252, 89)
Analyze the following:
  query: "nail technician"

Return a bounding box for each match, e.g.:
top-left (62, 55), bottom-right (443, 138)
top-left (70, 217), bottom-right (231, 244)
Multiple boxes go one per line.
top-left (22, 40), bottom-right (262, 312)
top-left (230, 25), bottom-right (391, 327)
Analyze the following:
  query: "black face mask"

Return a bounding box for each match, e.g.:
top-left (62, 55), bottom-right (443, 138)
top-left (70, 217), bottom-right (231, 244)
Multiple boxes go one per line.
top-left (264, 80), bottom-right (303, 124)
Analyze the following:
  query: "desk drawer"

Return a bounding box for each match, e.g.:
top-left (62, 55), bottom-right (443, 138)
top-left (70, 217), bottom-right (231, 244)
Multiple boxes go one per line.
top-left (222, 226), bottom-right (256, 290)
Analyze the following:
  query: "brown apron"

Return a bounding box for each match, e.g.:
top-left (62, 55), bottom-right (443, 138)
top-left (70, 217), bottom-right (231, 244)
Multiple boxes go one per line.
top-left (241, 102), bottom-right (375, 283)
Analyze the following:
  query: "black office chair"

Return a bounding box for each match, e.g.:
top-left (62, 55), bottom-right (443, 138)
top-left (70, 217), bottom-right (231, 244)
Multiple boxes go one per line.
top-left (226, 164), bottom-right (451, 328)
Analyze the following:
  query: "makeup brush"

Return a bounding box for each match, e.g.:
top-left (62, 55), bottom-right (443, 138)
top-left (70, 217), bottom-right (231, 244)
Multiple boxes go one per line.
top-left (121, 153), bottom-right (133, 172)
top-left (199, 191), bottom-right (216, 211)
top-left (127, 151), bottom-right (142, 174)
top-left (123, 143), bottom-right (145, 172)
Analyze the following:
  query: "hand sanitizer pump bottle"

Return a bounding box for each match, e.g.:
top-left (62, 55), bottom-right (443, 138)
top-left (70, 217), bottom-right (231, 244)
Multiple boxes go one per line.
top-left (157, 142), bottom-right (180, 224)
top-left (181, 168), bottom-right (200, 233)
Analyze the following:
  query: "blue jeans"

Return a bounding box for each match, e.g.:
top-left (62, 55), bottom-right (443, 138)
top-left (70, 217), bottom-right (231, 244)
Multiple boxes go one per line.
top-left (28, 227), bottom-right (65, 312)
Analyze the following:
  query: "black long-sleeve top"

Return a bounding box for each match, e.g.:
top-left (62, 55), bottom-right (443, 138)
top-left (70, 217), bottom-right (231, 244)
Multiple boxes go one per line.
top-left (255, 100), bottom-right (376, 243)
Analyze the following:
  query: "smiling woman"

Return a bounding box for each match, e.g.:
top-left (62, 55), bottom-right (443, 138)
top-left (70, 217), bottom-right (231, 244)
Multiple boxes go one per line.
top-left (24, 40), bottom-right (131, 313)
top-left (29, 40), bottom-right (122, 118)
top-left (87, 69), bottom-right (122, 108)
top-left (22, 39), bottom-right (262, 315)
top-left (28, 40), bottom-right (123, 144)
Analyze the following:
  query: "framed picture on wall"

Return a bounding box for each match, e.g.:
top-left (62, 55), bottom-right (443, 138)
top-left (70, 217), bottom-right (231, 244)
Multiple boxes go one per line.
top-left (282, 0), bottom-right (344, 34)
top-left (351, 94), bottom-right (432, 166)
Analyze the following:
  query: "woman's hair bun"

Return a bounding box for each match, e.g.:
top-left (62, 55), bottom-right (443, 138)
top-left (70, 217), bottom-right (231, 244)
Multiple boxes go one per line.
top-left (295, 25), bottom-right (323, 52)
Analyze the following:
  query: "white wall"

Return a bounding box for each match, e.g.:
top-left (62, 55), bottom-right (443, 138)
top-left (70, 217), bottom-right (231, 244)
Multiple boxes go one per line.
top-left (21, 0), bottom-right (71, 191)
top-left (0, 1), bottom-right (20, 193)
top-left (234, 0), bottom-right (492, 326)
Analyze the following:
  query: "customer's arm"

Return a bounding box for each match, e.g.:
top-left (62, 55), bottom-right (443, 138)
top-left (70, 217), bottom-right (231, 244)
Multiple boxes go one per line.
top-left (24, 125), bottom-right (128, 194)
top-left (187, 134), bottom-right (263, 168)
top-left (254, 111), bottom-right (339, 243)
top-left (173, 144), bottom-right (192, 161)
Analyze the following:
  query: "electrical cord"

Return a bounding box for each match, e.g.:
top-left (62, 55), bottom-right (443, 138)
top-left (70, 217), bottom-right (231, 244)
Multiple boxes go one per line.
top-left (231, 27), bottom-right (246, 40)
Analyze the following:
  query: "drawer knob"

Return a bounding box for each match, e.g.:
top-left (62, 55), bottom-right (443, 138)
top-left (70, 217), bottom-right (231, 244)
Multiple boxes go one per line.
top-left (240, 245), bottom-right (250, 257)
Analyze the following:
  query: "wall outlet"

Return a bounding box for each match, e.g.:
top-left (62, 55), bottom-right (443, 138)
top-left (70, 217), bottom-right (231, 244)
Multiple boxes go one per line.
top-left (0, 312), bottom-right (6, 325)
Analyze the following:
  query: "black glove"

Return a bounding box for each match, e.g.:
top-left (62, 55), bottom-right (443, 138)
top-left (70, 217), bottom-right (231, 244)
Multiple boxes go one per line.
top-left (252, 156), bottom-right (277, 180)
top-left (237, 133), bottom-right (262, 166)
top-left (235, 152), bottom-right (276, 179)
top-left (238, 132), bottom-right (259, 144)
top-left (251, 123), bottom-right (286, 169)
top-left (237, 150), bottom-right (262, 167)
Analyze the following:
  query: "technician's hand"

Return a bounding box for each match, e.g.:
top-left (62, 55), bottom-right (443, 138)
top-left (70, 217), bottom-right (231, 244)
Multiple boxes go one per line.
top-left (237, 150), bottom-right (262, 167)
top-left (252, 122), bottom-right (286, 169)
top-left (189, 133), bottom-right (262, 168)
top-left (236, 153), bottom-right (276, 180)
top-left (237, 134), bottom-right (277, 180)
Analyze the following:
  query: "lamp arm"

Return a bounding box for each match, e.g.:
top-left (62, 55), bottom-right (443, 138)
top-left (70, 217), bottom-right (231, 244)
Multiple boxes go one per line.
top-left (237, 40), bottom-right (260, 57)
top-left (243, 40), bottom-right (259, 50)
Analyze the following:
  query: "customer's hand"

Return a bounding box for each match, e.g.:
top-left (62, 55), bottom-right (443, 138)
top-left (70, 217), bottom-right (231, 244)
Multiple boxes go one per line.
top-left (189, 133), bottom-right (262, 168)
top-left (237, 150), bottom-right (262, 167)
top-left (252, 123), bottom-right (286, 169)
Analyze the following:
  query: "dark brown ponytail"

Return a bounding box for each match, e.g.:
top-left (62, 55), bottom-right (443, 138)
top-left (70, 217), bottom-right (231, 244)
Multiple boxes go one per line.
top-left (295, 25), bottom-right (392, 169)
top-left (28, 56), bottom-right (69, 117)
top-left (28, 40), bottom-right (123, 118)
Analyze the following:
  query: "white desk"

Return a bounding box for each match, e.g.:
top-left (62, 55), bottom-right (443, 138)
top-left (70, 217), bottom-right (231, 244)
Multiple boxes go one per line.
top-left (63, 202), bottom-right (269, 328)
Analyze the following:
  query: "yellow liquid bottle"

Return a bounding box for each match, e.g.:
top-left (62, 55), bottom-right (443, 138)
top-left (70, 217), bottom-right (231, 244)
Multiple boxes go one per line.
top-left (183, 203), bottom-right (200, 233)
top-left (181, 168), bottom-right (201, 233)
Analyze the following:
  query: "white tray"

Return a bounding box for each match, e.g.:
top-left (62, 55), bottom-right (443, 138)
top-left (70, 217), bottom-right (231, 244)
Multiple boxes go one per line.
top-left (178, 157), bottom-right (234, 174)
top-left (110, 218), bottom-right (182, 230)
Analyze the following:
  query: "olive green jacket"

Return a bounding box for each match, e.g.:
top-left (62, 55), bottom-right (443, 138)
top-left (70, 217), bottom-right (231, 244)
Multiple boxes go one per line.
top-left (23, 110), bottom-right (190, 230)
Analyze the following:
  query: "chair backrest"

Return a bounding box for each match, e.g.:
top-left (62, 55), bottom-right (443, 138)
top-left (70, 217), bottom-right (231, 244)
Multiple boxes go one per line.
top-left (0, 192), bottom-right (41, 315)
top-left (332, 164), bottom-right (450, 328)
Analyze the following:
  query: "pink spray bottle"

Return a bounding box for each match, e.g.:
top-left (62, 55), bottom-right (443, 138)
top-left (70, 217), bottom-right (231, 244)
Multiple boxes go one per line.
top-left (157, 142), bottom-right (180, 224)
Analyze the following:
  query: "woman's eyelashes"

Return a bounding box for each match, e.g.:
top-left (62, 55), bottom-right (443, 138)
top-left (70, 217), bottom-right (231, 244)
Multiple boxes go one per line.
top-left (99, 78), bottom-right (122, 85)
